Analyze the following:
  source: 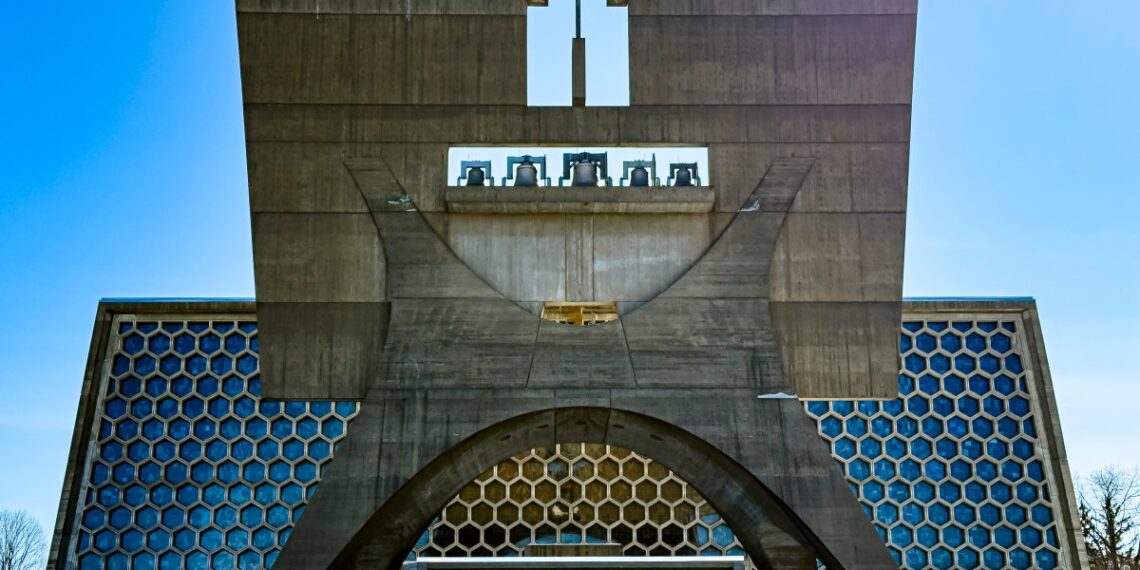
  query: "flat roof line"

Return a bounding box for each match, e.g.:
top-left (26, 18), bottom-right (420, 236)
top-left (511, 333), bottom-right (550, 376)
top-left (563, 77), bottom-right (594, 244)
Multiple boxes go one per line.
top-left (101, 296), bottom-right (1037, 304)
top-left (902, 296), bottom-right (1035, 303)
top-left (100, 297), bottom-right (257, 303)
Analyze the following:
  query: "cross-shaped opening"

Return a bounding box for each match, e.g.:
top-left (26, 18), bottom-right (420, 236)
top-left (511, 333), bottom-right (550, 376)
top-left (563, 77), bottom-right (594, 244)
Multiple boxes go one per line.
top-left (527, 0), bottom-right (630, 107)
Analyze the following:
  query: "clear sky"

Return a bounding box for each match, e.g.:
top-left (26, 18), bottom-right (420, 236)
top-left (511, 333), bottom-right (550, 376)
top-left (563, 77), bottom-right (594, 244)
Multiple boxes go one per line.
top-left (1, 1), bottom-right (1137, 534)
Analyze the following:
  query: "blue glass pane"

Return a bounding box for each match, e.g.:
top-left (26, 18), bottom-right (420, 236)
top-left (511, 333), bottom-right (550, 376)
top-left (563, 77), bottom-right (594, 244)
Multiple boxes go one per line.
top-left (1035, 548), bottom-right (1057, 570)
top-left (928, 504), bottom-right (949, 525)
top-left (957, 547), bottom-right (979, 569)
top-left (983, 548), bottom-right (1004, 570)
top-left (916, 333), bottom-right (936, 352)
top-left (911, 438), bottom-right (932, 459)
top-left (930, 354), bottom-right (950, 373)
top-left (904, 547), bottom-right (927, 569)
top-left (224, 334), bottom-right (246, 354)
top-left (821, 417), bottom-right (842, 438)
top-left (991, 333), bottom-right (1011, 352)
top-left (899, 460), bottom-right (921, 480)
top-left (990, 483), bottom-right (1011, 503)
top-left (979, 504), bottom-right (1001, 526)
top-left (914, 483), bottom-right (935, 503)
top-left (916, 525), bottom-right (938, 547)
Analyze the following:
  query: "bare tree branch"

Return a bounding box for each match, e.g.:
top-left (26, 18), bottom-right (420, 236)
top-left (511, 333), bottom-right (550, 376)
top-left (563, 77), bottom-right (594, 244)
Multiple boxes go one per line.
top-left (1081, 466), bottom-right (1140, 570)
top-left (0, 509), bottom-right (47, 570)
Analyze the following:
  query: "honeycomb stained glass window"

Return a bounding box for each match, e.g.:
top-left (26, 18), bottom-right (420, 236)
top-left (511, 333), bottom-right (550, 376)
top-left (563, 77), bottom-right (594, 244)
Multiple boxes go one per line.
top-left (805, 319), bottom-right (1062, 570)
top-left (409, 444), bottom-right (746, 559)
top-left (66, 316), bottom-right (1067, 570)
top-left (71, 318), bottom-right (359, 570)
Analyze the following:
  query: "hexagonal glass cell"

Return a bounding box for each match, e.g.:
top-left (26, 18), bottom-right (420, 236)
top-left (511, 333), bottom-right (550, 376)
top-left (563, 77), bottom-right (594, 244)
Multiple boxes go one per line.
top-left (848, 459), bottom-right (870, 481)
top-left (146, 528), bottom-right (170, 551)
top-left (990, 482), bottom-right (1012, 503)
top-left (890, 525), bottom-right (913, 547)
top-left (976, 460), bottom-right (997, 482)
top-left (989, 371), bottom-right (1016, 394)
top-left (834, 438), bottom-right (856, 460)
top-left (975, 352), bottom-right (998, 373)
top-left (295, 461), bottom-right (318, 483)
top-left (832, 401), bottom-right (854, 417)
top-left (1006, 504), bottom-right (1028, 526)
top-left (1009, 396), bottom-right (1031, 417)
top-left (870, 417), bottom-right (894, 439)
top-left (904, 439), bottom-right (929, 462)
top-left (991, 333), bottom-right (1012, 353)
top-left (843, 416), bottom-right (867, 437)
top-left (1005, 354), bottom-right (1024, 374)
top-left (172, 527), bottom-right (195, 551)
top-left (224, 333), bottom-right (247, 355)
top-left (908, 396), bottom-right (930, 416)
top-left (896, 416), bottom-right (919, 438)
top-left (982, 548), bottom-right (1005, 570)
top-left (214, 505), bottom-right (238, 528)
top-left (957, 547), bottom-right (980, 569)
top-left (190, 461), bottom-right (214, 484)
top-left (979, 503), bottom-right (1002, 526)
top-left (882, 399), bottom-right (904, 417)
top-left (236, 354), bottom-right (258, 375)
top-left (859, 438), bottom-right (882, 459)
top-left (185, 355), bottom-right (208, 377)
top-left (967, 527), bottom-right (992, 551)
top-left (971, 417), bottom-right (995, 439)
top-left (806, 401), bottom-right (829, 417)
top-left (916, 333), bottom-right (936, 353)
top-left (874, 459), bottom-right (896, 480)
top-left (186, 505), bottom-right (211, 530)
top-left (112, 355), bottom-right (132, 378)
top-left (921, 417), bottom-right (944, 438)
top-left (930, 354), bottom-right (951, 374)
top-left (1019, 526), bottom-right (1042, 548)
top-left (1017, 482), bottom-right (1040, 504)
top-left (939, 333), bottom-right (962, 354)
top-left (882, 437), bottom-right (906, 460)
top-left (950, 460), bottom-right (972, 481)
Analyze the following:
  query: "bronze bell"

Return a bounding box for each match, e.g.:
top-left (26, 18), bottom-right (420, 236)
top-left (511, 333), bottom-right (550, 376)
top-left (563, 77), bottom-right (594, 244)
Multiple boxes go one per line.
top-left (515, 160), bottom-right (539, 187)
top-left (674, 166), bottom-right (693, 187)
top-left (571, 161), bottom-right (599, 187)
top-left (630, 165), bottom-right (650, 187)
top-left (466, 167), bottom-right (486, 186)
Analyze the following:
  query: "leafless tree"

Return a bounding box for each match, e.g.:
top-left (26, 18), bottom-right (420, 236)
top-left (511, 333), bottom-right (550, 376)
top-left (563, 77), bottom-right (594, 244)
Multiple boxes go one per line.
top-left (1081, 466), bottom-right (1140, 570)
top-left (0, 510), bottom-right (47, 570)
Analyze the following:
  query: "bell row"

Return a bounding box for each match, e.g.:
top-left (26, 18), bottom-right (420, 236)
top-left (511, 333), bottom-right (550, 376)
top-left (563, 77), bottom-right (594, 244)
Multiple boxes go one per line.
top-left (457, 152), bottom-right (702, 188)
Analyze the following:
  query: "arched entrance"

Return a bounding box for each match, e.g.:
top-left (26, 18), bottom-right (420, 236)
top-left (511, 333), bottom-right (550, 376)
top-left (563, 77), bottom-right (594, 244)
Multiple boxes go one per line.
top-left (411, 442), bottom-right (748, 560)
top-left (335, 407), bottom-right (837, 570)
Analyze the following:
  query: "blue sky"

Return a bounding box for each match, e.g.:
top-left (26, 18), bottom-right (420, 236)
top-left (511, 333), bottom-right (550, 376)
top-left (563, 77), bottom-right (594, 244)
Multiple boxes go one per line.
top-left (1, 1), bottom-right (1138, 533)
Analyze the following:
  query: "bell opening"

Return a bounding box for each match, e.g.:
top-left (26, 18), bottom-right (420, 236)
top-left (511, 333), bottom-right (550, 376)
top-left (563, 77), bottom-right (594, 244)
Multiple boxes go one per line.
top-left (449, 147), bottom-right (709, 188)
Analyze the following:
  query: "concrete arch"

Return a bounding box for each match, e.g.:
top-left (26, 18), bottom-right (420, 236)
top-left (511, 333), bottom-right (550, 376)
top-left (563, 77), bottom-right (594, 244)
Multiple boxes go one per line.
top-left (334, 407), bottom-right (836, 570)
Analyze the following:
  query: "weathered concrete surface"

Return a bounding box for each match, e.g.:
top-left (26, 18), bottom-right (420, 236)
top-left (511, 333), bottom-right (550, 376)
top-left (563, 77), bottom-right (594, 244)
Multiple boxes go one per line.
top-left (444, 186), bottom-right (716, 214)
top-left (237, 0), bottom-right (917, 567)
top-left (291, 399), bottom-right (889, 570)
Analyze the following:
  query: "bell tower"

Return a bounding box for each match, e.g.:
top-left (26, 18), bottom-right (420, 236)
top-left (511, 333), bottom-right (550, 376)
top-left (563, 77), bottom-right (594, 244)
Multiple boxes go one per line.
top-left (236, 0), bottom-right (917, 567)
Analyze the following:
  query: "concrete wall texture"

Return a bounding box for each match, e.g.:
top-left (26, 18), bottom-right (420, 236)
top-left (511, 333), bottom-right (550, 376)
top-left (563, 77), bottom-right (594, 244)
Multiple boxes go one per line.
top-left (240, 0), bottom-right (914, 567)
top-left (48, 301), bottom-right (1085, 569)
top-left (46, 2), bottom-right (1091, 569)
